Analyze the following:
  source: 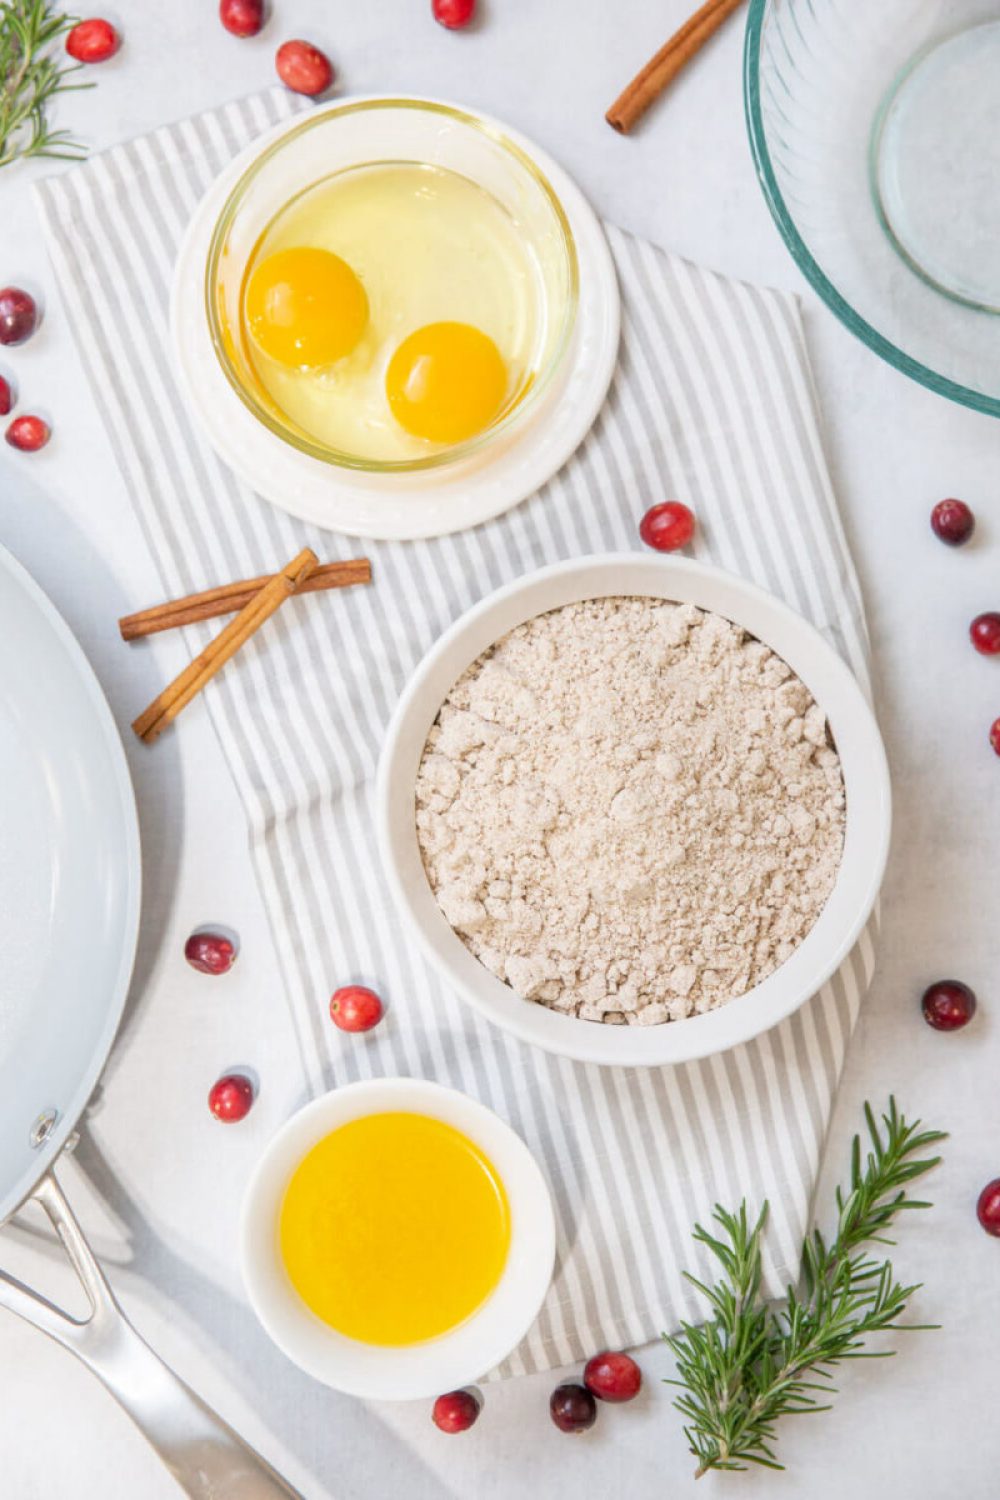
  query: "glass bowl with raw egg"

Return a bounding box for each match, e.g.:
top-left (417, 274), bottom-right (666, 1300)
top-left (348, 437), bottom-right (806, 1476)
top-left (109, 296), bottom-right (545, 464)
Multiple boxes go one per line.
top-left (206, 99), bottom-right (579, 474)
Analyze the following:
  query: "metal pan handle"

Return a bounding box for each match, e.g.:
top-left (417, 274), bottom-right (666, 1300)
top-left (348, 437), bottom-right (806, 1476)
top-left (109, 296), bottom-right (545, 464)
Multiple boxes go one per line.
top-left (0, 1170), bottom-right (304, 1500)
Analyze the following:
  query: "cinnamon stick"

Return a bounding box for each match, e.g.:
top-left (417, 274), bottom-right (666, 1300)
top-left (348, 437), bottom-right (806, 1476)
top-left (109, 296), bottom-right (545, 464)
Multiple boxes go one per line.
top-left (606, 0), bottom-right (745, 135)
top-left (119, 558), bottom-right (370, 641)
top-left (132, 547), bottom-right (318, 744)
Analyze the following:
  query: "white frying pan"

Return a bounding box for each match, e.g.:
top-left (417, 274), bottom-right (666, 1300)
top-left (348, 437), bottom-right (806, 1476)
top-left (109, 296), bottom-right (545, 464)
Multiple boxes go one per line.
top-left (0, 544), bottom-right (301, 1499)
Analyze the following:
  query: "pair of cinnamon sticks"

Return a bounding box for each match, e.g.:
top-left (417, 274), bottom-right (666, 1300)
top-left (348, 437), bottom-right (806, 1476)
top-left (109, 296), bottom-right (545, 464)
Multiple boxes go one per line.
top-left (126, 551), bottom-right (370, 744)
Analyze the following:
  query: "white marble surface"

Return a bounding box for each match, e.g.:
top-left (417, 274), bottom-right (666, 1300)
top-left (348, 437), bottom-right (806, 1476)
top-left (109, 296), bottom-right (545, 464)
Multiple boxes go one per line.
top-left (0, 2), bottom-right (997, 1496)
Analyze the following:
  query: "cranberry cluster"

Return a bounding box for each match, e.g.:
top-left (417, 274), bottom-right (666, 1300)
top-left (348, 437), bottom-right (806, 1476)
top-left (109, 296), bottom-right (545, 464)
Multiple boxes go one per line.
top-left (0, 288), bottom-right (49, 452)
top-left (926, 496), bottom-right (997, 1236)
top-left (432, 1351), bottom-right (642, 1437)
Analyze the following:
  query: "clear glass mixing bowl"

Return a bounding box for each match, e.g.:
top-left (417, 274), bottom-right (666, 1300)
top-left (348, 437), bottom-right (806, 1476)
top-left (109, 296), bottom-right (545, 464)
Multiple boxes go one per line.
top-left (745, 0), bottom-right (1000, 417)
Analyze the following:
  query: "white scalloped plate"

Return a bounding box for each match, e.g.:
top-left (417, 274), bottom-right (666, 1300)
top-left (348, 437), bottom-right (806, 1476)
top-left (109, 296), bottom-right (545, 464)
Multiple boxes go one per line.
top-left (170, 96), bottom-right (621, 541)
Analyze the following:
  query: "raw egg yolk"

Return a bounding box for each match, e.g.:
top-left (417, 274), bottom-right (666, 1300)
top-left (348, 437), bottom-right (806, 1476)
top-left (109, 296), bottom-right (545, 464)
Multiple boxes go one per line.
top-left (245, 247), bottom-right (368, 368)
top-left (385, 321), bottom-right (508, 444)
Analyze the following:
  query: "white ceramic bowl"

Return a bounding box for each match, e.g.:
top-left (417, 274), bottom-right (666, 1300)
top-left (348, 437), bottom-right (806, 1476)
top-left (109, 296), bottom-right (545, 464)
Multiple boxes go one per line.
top-left (241, 1078), bottom-right (555, 1400)
top-left (377, 554), bottom-right (891, 1067)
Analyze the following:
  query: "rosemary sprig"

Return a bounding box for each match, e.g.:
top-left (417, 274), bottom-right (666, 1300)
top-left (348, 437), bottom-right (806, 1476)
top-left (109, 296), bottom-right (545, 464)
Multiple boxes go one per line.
top-left (0, 0), bottom-right (91, 169)
top-left (665, 1097), bottom-right (946, 1477)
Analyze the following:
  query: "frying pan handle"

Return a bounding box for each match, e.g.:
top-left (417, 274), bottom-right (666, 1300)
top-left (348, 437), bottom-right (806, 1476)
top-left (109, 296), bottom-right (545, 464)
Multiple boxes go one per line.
top-left (0, 1171), bottom-right (304, 1500)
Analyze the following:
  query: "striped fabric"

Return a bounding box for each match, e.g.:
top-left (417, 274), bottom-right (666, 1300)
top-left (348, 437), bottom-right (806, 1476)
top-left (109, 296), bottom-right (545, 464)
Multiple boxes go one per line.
top-left (35, 91), bottom-right (876, 1377)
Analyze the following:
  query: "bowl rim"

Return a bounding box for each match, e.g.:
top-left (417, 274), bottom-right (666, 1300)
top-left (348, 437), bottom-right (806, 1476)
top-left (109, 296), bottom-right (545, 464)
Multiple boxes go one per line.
top-left (204, 95), bottom-right (581, 473)
top-left (743, 0), bottom-right (1000, 419)
top-left (240, 1077), bottom-right (556, 1399)
top-left (376, 553), bottom-right (892, 1068)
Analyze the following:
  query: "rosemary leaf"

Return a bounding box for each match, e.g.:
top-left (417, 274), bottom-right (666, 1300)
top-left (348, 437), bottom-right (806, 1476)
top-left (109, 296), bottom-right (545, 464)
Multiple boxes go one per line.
top-left (664, 1097), bottom-right (946, 1476)
top-left (0, 0), bottom-right (90, 169)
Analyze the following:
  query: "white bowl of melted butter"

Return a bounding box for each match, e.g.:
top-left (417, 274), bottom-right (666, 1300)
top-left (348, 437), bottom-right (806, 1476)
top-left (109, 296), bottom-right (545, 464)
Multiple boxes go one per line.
top-left (206, 98), bottom-right (579, 473)
top-left (241, 1077), bottom-right (555, 1399)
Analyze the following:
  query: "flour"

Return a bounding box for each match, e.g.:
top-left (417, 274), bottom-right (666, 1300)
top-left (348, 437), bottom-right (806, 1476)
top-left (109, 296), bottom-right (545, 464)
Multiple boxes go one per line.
top-left (415, 598), bottom-right (846, 1025)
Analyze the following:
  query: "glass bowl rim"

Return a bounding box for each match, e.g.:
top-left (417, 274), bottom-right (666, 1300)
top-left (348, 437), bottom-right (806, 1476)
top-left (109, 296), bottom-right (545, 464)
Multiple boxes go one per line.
top-left (743, 0), bottom-right (1000, 420)
top-left (204, 96), bottom-right (581, 474)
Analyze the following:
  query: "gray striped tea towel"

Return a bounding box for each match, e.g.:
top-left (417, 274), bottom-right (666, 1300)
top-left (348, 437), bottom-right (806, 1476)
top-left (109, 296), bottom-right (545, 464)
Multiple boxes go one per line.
top-left (35, 90), bottom-right (877, 1377)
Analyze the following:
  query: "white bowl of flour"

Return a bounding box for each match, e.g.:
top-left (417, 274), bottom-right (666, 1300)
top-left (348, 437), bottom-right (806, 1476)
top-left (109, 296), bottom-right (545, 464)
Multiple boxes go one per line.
top-left (377, 555), bottom-right (890, 1066)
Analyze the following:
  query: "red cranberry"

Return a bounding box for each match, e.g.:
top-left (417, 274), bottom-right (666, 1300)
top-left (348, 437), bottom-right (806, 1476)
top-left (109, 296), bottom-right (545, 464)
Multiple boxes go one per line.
top-left (220, 0), bottom-right (264, 36)
top-left (583, 1350), bottom-right (642, 1402)
top-left (330, 984), bottom-right (384, 1033)
top-left (185, 928), bottom-right (239, 976)
top-left (431, 1389), bottom-right (481, 1433)
top-left (977, 1179), bottom-right (1000, 1237)
top-left (5, 415), bottom-right (49, 452)
top-left (970, 613), bottom-right (1000, 656)
top-left (65, 18), bottom-right (120, 62)
top-left (639, 500), bottom-right (696, 553)
top-left (0, 374), bottom-right (12, 416)
top-left (432, 0), bottom-right (476, 27)
top-left (930, 498), bottom-right (975, 547)
top-left (990, 718), bottom-right (1000, 757)
top-left (921, 980), bottom-right (976, 1032)
top-left (275, 39), bottom-right (333, 95)
top-left (208, 1073), bottom-right (254, 1122)
top-left (0, 287), bottom-right (37, 346)
top-left (549, 1383), bottom-right (597, 1434)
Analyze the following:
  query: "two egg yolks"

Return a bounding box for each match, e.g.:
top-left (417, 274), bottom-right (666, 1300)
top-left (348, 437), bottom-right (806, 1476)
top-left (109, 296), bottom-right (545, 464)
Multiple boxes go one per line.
top-left (244, 248), bottom-right (507, 445)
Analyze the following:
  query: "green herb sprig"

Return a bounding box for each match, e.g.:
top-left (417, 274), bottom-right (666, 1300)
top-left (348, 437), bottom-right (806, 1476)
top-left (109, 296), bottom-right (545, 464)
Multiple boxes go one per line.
top-left (0, 0), bottom-right (91, 169)
top-left (665, 1098), bottom-right (946, 1477)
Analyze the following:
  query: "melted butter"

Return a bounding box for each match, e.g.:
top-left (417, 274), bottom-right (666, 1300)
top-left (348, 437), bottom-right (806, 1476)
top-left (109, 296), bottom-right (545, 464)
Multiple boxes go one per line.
top-left (279, 1111), bottom-right (511, 1346)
